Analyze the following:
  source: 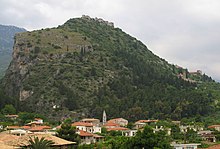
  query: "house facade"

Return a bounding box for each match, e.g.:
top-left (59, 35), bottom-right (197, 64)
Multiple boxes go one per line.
top-left (107, 118), bottom-right (128, 127)
top-left (72, 122), bottom-right (101, 133)
top-left (171, 143), bottom-right (201, 149)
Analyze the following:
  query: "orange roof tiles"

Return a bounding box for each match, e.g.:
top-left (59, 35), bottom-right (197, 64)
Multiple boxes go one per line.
top-left (6, 126), bottom-right (20, 129)
top-left (20, 126), bottom-right (31, 130)
top-left (208, 125), bottom-right (220, 128)
top-left (107, 127), bottom-right (129, 131)
top-left (104, 122), bottom-right (120, 127)
top-left (28, 126), bottom-right (51, 132)
top-left (72, 122), bottom-right (93, 127)
top-left (78, 130), bottom-right (93, 137)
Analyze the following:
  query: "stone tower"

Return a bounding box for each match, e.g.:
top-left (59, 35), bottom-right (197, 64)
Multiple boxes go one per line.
top-left (103, 110), bottom-right (107, 125)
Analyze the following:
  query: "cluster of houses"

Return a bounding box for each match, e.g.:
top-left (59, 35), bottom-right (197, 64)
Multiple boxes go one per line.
top-left (1, 112), bottom-right (220, 148)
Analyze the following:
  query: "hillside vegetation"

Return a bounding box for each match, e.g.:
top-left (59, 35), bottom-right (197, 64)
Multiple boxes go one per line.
top-left (1, 17), bottom-right (219, 121)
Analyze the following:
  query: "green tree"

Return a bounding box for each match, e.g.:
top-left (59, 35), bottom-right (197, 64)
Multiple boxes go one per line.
top-left (127, 125), bottom-right (171, 149)
top-left (1, 104), bottom-right (16, 115)
top-left (27, 136), bottom-right (54, 149)
top-left (56, 120), bottom-right (80, 143)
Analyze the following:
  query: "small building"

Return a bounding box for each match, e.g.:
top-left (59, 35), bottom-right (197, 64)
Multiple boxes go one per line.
top-left (171, 143), bottom-right (201, 149)
top-left (77, 130), bottom-right (104, 144)
top-left (122, 129), bottom-right (138, 137)
top-left (104, 122), bottom-right (120, 129)
top-left (134, 120), bottom-right (158, 129)
top-left (72, 122), bottom-right (101, 133)
top-left (10, 129), bottom-right (27, 136)
top-left (6, 126), bottom-right (20, 130)
top-left (198, 130), bottom-right (216, 143)
top-left (28, 126), bottom-right (51, 133)
top-left (107, 118), bottom-right (128, 127)
top-left (179, 125), bottom-right (203, 133)
top-left (80, 118), bottom-right (100, 126)
top-left (106, 127), bottom-right (129, 132)
top-left (5, 115), bottom-right (19, 120)
top-left (208, 125), bottom-right (220, 131)
top-left (34, 118), bottom-right (43, 124)
top-left (153, 125), bottom-right (171, 135)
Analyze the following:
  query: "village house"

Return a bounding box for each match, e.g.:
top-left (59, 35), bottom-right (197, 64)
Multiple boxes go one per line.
top-left (34, 118), bottom-right (43, 124)
top-left (5, 114), bottom-right (19, 120)
top-left (134, 120), bottom-right (158, 129)
top-left (77, 130), bottom-right (104, 145)
top-left (208, 125), bottom-right (220, 131)
top-left (104, 122), bottom-right (120, 129)
top-left (153, 125), bottom-right (171, 135)
top-left (72, 121), bottom-right (101, 133)
top-left (179, 125), bottom-right (203, 133)
top-left (107, 118), bottom-right (128, 127)
top-left (171, 143), bottom-right (201, 149)
top-left (6, 125), bottom-right (20, 130)
top-left (80, 118), bottom-right (100, 126)
top-left (198, 130), bottom-right (216, 143)
top-left (122, 129), bottom-right (138, 137)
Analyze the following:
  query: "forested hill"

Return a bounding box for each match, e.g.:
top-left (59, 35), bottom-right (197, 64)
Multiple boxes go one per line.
top-left (0, 16), bottom-right (217, 121)
top-left (0, 25), bottom-right (26, 78)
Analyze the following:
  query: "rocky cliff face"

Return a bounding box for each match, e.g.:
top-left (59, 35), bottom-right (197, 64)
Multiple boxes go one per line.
top-left (2, 28), bottom-right (95, 120)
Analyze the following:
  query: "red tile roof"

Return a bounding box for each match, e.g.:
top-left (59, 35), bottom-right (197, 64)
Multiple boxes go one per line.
top-left (107, 127), bottom-right (129, 131)
top-left (72, 122), bottom-right (93, 127)
top-left (201, 144), bottom-right (220, 149)
top-left (208, 125), bottom-right (220, 128)
top-left (21, 126), bottom-right (31, 130)
top-left (7, 126), bottom-right (20, 129)
top-left (135, 120), bottom-right (158, 123)
top-left (78, 130), bottom-right (93, 137)
top-left (104, 122), bottom-right (120, 127)
top-left (28, 126), bottom-right (51, 132)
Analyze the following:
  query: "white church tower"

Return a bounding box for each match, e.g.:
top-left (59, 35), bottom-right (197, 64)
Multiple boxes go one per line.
top-left (103, 110), bottom-right (107, 125)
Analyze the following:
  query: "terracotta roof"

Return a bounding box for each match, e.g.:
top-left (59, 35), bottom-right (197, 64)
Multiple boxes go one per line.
top-left (104, 122), bottom-right (120, 127)
top-left (6, 126), bottom-right (20, 129)
top-left (72, 122), bottom-right (93, 127)
top-left (0, 142), bottom-right (13, 149)
top-left (201, 144), bottom-right (220, 149)
top-left (34, 118), bottom-right (43, 120)
top-left (107, 127), bottom-right (129, 131)
top-left (28, 126), bottom-right (51, 132)
top-left (0, 133), bottom-right (76, 147)
top-left (208, 125), bottom-right (220, 128)
top-left (21, 126), bottom-right (31, 130)
top-left (56, 125), bottom-right (61, 129)
top-left (135, 120), bottom-right (158, 124)
top-left (78, 130), bottom-right (93, 137)
top-left (93, 134), bottom-right (104, 138)
top-left (0, 133), bottom-right (19, 142)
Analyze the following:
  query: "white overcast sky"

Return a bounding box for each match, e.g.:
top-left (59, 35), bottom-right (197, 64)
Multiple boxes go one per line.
top-left (1, 0), bottom-right (220, 81)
